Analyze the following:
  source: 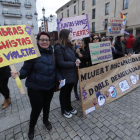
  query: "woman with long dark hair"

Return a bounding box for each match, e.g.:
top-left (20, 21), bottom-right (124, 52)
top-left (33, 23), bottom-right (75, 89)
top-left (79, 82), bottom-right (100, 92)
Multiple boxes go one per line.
top-left (11, 31), bottom-right (62, 140)
top-left (54, 29), bottom-right (80, 118)
top-left (114, 36), bottom-right (129, 59)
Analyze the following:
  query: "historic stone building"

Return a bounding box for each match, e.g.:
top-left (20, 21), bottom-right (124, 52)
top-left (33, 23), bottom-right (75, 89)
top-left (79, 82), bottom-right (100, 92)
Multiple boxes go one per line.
top-left (56, 0), bottom-right (140, 38)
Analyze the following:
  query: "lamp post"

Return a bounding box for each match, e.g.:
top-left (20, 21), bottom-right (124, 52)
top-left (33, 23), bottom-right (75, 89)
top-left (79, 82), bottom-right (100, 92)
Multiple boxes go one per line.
top-left (34, 7), bottom-right (53, 32)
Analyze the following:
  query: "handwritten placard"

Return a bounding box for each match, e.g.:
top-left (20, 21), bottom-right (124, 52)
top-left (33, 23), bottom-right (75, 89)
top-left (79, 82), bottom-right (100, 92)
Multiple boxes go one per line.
top-left (57, 15), bottom-right (90, 40)
top-left (106, 18), bottom-right (125, 36)
top-left (89, 41), bottom-right (113, 64)
top-left (0, 25), bottom-right (40, 68)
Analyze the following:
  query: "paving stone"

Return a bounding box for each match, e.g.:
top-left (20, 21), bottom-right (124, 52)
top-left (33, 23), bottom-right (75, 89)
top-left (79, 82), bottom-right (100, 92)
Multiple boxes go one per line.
top-left (93, 127), bottom-right (101, 135)
top-left (51, 132), bottom-right (59, 140)
top-left (90, 133), bottom-right (99, 140)
top-left (131, 134), bottom-right (140, 140)
top-left (101, 126), bottom-right (109, 133)
top-left (81, 134), bottom-right (91, 140)
top-left (73, 136), bottom-right (81, 140)
top-left (68, 130), bottom-right (77, 138)
top-left (77, 129), bottom-right (85, 137)
top-left (85, 128), bottom-right (93, 136)
top-left (123, 128), bottom-right (133, 136)
top-left (107, 131), bottom-right (116, 139)
top-left (59, 131), bottom-right (68, 139)
top-left (98, 132), bottom-right (108, 140)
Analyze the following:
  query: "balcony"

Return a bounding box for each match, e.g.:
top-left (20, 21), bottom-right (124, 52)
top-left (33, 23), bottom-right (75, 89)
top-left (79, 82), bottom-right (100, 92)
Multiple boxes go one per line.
top-left (2, 10), bottom-right (22, 18)
top-left (24, 3), bottom-right (31, 8)
top-left (26, 14), bottom-right (33, 19)
top-left (1, 0), bottom-right (21, 7)
top-left (4, 22), bottom-right (22, 26)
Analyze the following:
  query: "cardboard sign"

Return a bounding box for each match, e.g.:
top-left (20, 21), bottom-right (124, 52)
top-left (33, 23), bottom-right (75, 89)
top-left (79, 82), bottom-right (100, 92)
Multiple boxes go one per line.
top-left (106, 18), bottom-right (125, 36)
top-left (89, 41), bottom-right (113, 64)
top-left (79, 55), bottom-right (140, 116)
top-left (0, 25), bottom-right (40, 68)
top-left (57, 15), bottom-right (90, 40)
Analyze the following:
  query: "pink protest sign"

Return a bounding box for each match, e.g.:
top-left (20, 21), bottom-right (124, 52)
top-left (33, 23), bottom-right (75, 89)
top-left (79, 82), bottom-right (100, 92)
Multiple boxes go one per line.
top-left (57, 15), bottom-right (90, 40)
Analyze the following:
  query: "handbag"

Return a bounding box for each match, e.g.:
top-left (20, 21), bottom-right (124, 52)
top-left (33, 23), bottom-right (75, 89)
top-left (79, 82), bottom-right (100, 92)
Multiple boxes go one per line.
top-left (52, 53), bottom-right (60, 92)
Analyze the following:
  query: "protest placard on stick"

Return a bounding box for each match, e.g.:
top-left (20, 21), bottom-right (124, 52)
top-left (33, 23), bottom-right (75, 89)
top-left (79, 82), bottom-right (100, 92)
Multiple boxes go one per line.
top-left (106, 18), bottom-right (125, 36)
top-left (0, 25), bottom-right (41, 94)
top-left (89, 41), bottom-right (113, 65)
top-left (57, 14), bottom-right (90, 40)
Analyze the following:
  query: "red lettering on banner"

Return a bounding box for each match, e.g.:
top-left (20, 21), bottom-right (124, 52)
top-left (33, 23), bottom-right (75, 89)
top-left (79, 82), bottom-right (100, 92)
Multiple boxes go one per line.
top-left (21, 38), bottom-right (27, 45)
top-left (17, 26), bottom-right (24, 34)
top-left (11, 40), bottom-right (18, 47)
top-left (12, 27), bottom-right (19, 35)
top-left (25, 37), bottom-right (31, 44)
top-left (16, 39), bottom-right (22, 46)
top-left (6, 27), bottom-right (13, 35)
top-left (86, 29), bottom-right (89, 34)
top-left (2, 41), bottom-right (9, 49)
top-left (0, 57), bottom-right (3, 63)
top-left (1, 28), bottom-right (8, 36)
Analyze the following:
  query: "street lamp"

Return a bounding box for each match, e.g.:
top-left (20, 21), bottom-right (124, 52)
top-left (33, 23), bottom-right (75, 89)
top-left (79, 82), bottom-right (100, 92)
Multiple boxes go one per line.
top-left (34, 7), bottom-right (53, 32)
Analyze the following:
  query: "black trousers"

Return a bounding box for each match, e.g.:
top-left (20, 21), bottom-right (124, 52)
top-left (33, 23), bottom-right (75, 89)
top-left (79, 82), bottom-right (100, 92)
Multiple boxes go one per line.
top-left (27, 87), bottom-right (54, 128)
top-left (0, 78), bottom-right (10, 99)
top-left (60, 83), bottom-right (74, 114)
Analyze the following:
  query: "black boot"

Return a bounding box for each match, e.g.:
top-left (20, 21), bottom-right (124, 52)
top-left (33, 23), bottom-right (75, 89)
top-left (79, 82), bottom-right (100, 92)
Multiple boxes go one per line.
top-left (43, 121), bottom-right (52, 131)
top-left (28, 128), bottom-right (34, 140)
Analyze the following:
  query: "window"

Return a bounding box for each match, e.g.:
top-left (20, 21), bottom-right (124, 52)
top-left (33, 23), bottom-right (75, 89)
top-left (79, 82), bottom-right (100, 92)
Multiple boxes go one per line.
top-left (123, 0), bottom-right (129, 9)
top-left (92, 9), bottom-right (95, 19)
top-left (92, 22), bottom-right (95, 32)
top-left (74, 5), bottom-right (76, 14)
top-left (82, 1), bottom-right (85, 11)
top-left (104, 19), bottom-right (108, 30)
top-left (93, 0), bottom-right (96, 6)
top-left (124, 13), bottom-right (128, 19)
top-left (62, 13), bottom-right (63, 18)
top-left (25, 0), bottom-right (30, 4)
top-left (105, 3), bottom-right (110, 15)
top-left (67, 10), bottom-right (69, 17)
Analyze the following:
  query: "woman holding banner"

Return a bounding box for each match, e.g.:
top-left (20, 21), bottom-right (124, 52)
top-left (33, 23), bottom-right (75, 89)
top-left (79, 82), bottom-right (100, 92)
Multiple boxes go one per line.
top-left (11, 31), bottom-right (62, 140)
top-left (54, 29), bottom-right (81, 118)
top-left (0, 66), bottom-right (11, 109)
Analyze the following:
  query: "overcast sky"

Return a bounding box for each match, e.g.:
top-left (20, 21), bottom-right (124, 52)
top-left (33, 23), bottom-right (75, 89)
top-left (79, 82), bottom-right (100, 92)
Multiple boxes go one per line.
top-left (36, 0), bottom-right (70, 25)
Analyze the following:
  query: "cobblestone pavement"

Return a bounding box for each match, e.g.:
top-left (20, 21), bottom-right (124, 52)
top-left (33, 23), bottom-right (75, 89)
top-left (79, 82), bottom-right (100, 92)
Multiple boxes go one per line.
top-left (1, 62), bottom-right (140, 140)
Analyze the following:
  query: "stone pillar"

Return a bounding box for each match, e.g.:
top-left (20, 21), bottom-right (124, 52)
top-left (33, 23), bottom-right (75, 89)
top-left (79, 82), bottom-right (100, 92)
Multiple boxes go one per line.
top-left (133, 28), bottom-right (136, 38)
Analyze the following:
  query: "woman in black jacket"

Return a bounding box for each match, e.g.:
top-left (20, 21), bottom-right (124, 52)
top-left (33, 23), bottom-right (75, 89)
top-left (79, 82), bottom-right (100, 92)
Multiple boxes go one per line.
top-left (54, 29), bottom-right (81, 119)
top-left (11, 32), bottom-right (62, 140)
top-left (0, 66), bottom-right (11, 109)
top-left (114, 36), bottom-right (128, 59)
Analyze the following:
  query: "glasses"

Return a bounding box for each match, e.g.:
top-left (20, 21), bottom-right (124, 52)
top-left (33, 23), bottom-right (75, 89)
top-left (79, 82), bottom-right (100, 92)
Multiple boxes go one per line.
top-left (39, 39), bottom-right (50, 42)
top-left (93, 37), bottom-right (99, 40)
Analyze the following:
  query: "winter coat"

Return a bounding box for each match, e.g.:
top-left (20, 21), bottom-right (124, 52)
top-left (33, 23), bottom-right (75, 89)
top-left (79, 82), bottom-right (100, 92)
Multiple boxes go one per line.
top-left (133, 38), bottom-right (140, 54)
top-left (84, 45), bottom-right (92, 66)
top-left (75, 48), bottom-right (89, 68)
top-left (126, 34), bottom-right (135, 49)
top-left (114, 41), bottom-right (127, 59)
top-left (54, 43), bottom-right (78, 84)
top-left (0, 66), bottom-right (10, 80)
top-left (19, 43), bottom-right (62, 90)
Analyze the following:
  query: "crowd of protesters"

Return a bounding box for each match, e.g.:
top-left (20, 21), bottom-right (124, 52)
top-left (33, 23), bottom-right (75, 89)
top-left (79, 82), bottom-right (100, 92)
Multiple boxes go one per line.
top-left (0, 28), bottom-right (140, 140)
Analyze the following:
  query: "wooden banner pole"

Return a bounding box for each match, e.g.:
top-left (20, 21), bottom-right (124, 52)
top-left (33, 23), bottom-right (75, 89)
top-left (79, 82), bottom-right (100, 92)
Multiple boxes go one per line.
top-left (10, 64), bottom-right (25, 94)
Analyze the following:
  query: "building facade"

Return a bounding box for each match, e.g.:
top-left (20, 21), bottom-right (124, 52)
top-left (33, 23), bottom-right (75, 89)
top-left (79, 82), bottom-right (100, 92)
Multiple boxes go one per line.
top-left (0, 0), bottom-right (38, 36)
top-left (56, 0), bottom-right (140, 38)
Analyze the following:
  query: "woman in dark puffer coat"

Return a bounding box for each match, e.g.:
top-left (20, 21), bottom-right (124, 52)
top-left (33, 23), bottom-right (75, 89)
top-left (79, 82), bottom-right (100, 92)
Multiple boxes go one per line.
top-left (54, 29), bottom-right (81, 119)
top-left (11, 32), bottom-right (62, 140)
